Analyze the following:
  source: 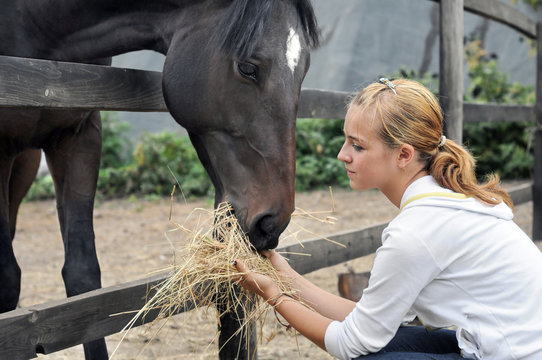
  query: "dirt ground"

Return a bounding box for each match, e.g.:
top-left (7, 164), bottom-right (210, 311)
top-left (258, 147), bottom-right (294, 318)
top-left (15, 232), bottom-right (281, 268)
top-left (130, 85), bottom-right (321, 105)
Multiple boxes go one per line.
top-left (11, 183), bottom-right (538, 359)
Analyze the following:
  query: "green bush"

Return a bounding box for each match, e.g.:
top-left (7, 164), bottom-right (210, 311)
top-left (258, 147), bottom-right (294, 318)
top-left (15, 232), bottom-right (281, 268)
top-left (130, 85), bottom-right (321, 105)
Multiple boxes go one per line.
top-left (25, 174), bottom-right (55, 201)
top-left (100, 112), bottom-right (133, 169)
top-left (464, 122), bottom-right (534, 179)
top-left (462, 39), bottom-right (534, 179)
top-left (295, 118), bottom-right (348, 190)
top-left (97, 131), bottom-right (213, 198)
top-left (127, 131), bottom-right (212, 197)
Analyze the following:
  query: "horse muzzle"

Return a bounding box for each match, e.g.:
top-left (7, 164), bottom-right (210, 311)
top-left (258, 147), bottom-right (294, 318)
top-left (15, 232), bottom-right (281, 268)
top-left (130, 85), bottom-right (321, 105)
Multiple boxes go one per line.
top-left (247, 211), bottom-right (291, 250)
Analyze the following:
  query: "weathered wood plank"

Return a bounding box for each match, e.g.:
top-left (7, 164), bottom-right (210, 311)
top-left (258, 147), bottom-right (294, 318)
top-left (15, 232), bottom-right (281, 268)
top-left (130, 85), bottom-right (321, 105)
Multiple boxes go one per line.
top-left (533, 22), bottom-right (542, 241)
top-left (463, 0), bottom-right (536, 39)
top-left (464, 103), bottom-right (535, 124)
top-left (427, 0), bottom-right (536, 39)
top-left (282, 223), bottom-right (387, 275)
top-left (0, 55), bottom-right (535, 126)
top-left (509, 182), bottom-right (533, 206)
top-left (0, 274), bottom-right (183, 359)
top-left (298, 89), bottom-right (349, 119)
top-left (439, 0), bottom-right (464, 143)
top-left (0, 55), bottom-right (167, 111)
top-left (299, 89), bottom-right (536, 125)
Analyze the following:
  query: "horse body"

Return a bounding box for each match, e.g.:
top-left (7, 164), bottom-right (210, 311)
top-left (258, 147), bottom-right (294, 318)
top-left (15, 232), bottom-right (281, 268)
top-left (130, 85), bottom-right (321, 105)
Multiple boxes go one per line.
top-left (0, 0), bottom-right (318, 358)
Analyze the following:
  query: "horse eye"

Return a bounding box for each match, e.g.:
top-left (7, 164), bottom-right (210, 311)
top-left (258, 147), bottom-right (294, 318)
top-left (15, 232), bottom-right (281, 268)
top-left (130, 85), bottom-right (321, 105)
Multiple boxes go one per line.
top-left (237, 62), bottom-right (258, 81)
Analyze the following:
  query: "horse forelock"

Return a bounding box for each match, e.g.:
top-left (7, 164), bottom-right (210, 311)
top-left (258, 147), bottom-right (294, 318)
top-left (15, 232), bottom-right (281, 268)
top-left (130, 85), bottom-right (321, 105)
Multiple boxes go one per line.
top-left (215, 0), bottom-right (319, 59)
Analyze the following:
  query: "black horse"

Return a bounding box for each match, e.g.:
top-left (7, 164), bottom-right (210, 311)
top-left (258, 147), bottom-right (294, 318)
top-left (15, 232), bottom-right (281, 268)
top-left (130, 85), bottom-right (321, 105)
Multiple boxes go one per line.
top-left (0, 0), bottom-right (319, 358)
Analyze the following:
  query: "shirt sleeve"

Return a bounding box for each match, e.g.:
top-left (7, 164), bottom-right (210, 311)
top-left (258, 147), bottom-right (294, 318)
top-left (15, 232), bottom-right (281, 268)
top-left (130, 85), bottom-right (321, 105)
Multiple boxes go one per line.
top-left (324, 224), bottom-right (442, 359)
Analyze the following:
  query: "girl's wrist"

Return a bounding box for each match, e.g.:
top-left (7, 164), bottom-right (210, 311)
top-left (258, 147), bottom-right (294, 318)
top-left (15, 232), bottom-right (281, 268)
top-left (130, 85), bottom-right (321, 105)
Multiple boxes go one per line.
top-left (262, 286), bottom-right (281, 303)
top-left (266, 291), bottom-right (297, 306)
top-left (267, 291), bottom-right (296, 331)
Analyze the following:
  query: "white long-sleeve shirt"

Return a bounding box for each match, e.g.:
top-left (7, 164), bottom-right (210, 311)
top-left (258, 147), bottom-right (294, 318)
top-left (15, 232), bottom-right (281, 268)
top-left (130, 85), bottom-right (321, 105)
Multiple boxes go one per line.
top-left (325, 176), bottom-right (542, 359)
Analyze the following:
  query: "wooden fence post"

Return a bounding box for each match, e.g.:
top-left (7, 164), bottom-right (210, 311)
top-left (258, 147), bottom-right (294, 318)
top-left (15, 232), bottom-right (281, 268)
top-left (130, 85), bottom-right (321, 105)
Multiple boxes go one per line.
top-left (439, 0), bottom-right (464, 143)
top-left (534, 21), bottom-right (542, 241)
top-left (217, 287), bottom-right (257, 360)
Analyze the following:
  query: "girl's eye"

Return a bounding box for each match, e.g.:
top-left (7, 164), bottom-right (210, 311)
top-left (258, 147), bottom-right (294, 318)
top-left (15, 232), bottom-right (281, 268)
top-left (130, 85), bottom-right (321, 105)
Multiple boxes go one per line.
top-left (353, 144), bottom-right (364, 152)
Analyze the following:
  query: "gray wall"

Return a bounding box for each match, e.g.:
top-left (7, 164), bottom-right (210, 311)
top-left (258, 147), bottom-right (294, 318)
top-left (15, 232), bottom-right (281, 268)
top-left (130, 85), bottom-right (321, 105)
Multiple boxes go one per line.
top-left (304, 0), bottom-right (538, 91)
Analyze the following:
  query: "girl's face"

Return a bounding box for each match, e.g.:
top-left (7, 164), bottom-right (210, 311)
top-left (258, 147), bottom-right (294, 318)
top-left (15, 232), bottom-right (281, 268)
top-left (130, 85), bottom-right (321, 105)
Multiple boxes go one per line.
top-left (337, 105), bottom-right (398, 192)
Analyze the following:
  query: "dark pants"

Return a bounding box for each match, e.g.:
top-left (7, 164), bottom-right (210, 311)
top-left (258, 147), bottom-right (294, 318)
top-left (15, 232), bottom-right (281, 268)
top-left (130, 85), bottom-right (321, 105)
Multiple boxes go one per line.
top-left (354, 326), bottom-right (463, 359)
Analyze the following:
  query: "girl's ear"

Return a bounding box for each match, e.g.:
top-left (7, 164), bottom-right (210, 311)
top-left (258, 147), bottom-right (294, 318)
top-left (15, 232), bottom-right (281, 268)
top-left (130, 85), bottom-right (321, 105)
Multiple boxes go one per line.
top-left (396, 144), bottom-right (416, 169)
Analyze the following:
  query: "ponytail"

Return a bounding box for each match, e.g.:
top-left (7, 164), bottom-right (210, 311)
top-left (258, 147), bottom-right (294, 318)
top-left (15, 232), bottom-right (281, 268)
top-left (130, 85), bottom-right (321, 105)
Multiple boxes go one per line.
top-left (430, 139), bottom-right (513, 210)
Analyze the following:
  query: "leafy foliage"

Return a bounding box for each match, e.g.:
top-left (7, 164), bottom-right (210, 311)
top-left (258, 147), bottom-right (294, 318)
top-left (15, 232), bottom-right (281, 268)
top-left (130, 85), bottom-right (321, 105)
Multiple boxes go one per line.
top-left (97, 131), bottom-right (212, 199)
top-left (128, 132), bottom-right (212, 197)
top-left (295, 118), bottom-right (348, 190)
top-left (24, 174), bottom-right (55, 201)
top-left (463, 40), bottom-right (534, 105)
top-left (100, 112), bottom-right (133, 169)
top-left (462, 39), bottom-right (535, 179)
top-left (465, 122), bottom-right (534, 179)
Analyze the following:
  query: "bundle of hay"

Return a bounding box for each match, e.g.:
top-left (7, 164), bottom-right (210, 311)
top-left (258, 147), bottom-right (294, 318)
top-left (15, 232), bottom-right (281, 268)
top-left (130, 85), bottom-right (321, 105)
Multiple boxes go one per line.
top-left (118, 202), bottom-right (298, 352)
top-left (112, 185), bottom-right (338, 358)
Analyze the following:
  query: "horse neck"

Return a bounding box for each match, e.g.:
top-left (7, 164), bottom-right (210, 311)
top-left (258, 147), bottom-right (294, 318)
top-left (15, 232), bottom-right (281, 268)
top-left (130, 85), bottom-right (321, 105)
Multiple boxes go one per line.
top-left (18, 0), bottom-right (213, 62)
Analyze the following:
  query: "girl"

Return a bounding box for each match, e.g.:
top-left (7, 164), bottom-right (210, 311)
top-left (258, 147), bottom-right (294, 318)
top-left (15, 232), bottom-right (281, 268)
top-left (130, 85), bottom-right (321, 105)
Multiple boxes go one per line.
top-left (234, 78), bottom-right (542, 359)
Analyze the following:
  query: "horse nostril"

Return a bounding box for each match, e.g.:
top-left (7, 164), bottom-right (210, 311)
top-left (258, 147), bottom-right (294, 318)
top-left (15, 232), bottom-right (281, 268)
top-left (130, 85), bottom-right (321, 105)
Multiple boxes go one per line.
top-left (259, 215), bottom-right (276, 234)
top-left (249, 214), bottom-right (281, 250)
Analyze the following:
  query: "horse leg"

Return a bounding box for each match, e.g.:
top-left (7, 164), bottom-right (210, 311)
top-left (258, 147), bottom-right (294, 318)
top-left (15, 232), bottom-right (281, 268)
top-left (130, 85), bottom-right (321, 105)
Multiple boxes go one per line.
top-left (45, 111), bottom-right (108, 360)
top-left (0, 154), bottom-right (21, 313)
top-left (8, 149), bottom-right (41, 240)
top-left (0, 149), bottom-right (41, 312)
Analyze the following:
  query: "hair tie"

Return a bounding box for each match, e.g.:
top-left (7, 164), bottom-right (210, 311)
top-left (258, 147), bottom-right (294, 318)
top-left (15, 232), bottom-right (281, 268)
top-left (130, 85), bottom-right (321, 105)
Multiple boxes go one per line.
top-left (378, 77), bottom-right (397, 95)
top-left (438, 135), bottom-right (446, 148)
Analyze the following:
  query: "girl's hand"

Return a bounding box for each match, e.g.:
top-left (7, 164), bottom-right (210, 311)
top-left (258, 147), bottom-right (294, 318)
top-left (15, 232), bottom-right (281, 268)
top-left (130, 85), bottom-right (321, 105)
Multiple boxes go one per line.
top-left (260, 250), bottom-right (298, 279)
top-left (233, 259), bottom-right (280, 301)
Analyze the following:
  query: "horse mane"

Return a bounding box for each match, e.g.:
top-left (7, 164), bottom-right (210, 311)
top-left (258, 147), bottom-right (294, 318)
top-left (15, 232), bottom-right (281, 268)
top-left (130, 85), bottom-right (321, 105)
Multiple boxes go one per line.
top-left (216, 0), bottom-right (320, 59)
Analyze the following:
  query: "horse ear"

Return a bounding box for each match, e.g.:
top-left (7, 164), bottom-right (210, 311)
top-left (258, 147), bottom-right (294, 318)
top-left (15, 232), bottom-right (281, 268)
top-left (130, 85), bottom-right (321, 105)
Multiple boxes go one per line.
top-left (294, 0), bottom-right (320, 48)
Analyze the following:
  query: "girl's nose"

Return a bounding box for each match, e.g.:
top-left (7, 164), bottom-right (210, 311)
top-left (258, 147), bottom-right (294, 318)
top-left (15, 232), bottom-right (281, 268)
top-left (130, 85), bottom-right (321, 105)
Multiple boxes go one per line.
top-left (337, 143), bottom-right (350, 163)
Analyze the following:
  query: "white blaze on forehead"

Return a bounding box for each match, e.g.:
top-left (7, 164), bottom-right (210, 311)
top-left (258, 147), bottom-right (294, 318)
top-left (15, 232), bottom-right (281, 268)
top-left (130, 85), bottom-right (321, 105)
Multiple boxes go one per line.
top-left (286, 27), bottom-right (301, 74)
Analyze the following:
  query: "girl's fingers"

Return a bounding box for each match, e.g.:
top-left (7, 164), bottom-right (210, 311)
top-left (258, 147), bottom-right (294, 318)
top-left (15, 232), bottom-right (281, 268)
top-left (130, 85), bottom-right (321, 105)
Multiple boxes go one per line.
top-left (260, 249), bottom-right (273, 258)
top-left (233, 259), bottom-right (245, 272)
top-left (232, 259), bottom-right (247, 285)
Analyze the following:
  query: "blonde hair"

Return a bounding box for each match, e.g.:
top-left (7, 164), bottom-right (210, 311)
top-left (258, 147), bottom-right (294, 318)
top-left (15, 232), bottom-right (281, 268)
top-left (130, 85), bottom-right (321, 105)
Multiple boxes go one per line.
top-left (349, 78), bottom-right (513, 209)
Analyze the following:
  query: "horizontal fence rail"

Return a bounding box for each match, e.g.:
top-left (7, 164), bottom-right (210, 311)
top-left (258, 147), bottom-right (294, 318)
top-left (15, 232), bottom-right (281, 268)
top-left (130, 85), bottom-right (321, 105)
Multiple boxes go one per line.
top-left (463, 0), bottom-right (536, 38)
top-left (0, 55), bottom-right (535, 124)
top-left (463, 103), bottom-right (535, 124)
top-left (0, 181), bottom-right (532, 359)
top-left (427, 0), bottom-right (537, 38)
top-left (0, 56), bottom-right (166, 111)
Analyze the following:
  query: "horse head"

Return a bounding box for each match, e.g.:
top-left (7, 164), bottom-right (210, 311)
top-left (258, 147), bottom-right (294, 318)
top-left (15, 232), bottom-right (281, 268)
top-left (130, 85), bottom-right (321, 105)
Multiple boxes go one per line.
top-left (162, 0), bottom-right (319, 250)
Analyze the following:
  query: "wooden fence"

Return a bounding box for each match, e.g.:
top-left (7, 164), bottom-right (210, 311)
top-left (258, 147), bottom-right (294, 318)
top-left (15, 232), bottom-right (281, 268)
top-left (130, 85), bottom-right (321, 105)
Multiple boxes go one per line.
top-left (0, 0), bottom-right (540, 358)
